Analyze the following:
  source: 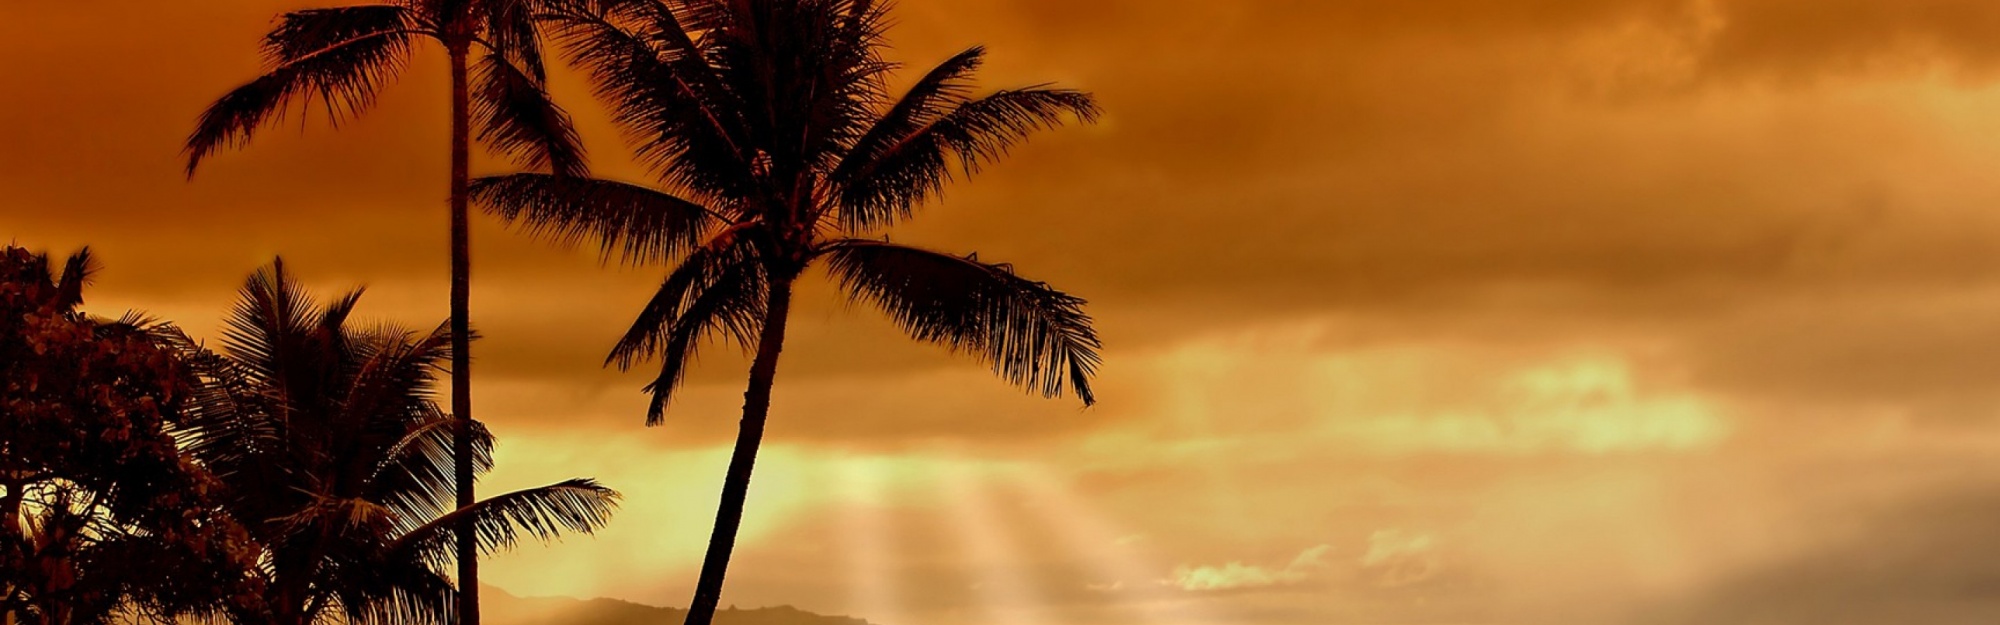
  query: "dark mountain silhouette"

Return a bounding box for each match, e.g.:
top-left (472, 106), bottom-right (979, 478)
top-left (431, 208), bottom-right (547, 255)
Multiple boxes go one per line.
top-left (482, 586), bottom-right (875, 625)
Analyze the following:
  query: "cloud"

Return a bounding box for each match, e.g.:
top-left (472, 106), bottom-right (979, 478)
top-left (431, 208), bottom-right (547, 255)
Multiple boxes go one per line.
top-left (1360, 529), bottom-right (1443, 589)
top-left (20, 3), bottom-right (2000, 624)
top-left (1167, 544), bottom-right (1333, 592)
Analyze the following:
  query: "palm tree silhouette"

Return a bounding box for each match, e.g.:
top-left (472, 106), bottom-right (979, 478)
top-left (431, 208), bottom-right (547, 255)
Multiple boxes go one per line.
top-left (471, 2), bottom-right (1101, 623)
top-left (183, 2), bottom-right (586, 619)
top-left (169, 260), bottom-right (618, 625)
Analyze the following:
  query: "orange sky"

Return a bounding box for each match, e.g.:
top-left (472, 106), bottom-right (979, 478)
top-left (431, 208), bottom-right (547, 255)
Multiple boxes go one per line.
top-left (10, 1), bottom-right (2000, 624)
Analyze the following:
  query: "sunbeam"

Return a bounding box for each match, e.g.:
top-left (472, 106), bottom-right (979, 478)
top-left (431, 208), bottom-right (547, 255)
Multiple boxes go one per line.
top-left (938, 453), bottom-right (1048, 625)
top-left (1007, 466), bottom-right (1214, 625)
top-left (834, 457), bottom-right (910, 625)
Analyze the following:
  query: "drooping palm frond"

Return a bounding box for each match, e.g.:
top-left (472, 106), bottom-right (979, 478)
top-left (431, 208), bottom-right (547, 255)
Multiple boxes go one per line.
top-left (470, 173), bottom-right (719, 264)
top-left (369, 410), bottom-right (494, 534)
top-left (821, 239), bottom-right (1100, 405)
top-left (185, 5), bottom-right (422, 175)
top-left (161, 327), bottom-right (290, 496)
top-left (270, 493), bottom-right (401, 540)
top-left (611, 236), bottom-right (768, 424)
top-left (334, 556), bottom-right (456, 625)
top-left (606, 232), bottom-right (763, 366)
top-left (260, 5), bottom-right (424, 65)
top-left (335, 321), bottom-right (479, 531)
top-left (391, 478), bottom-right (620, 570)
top-left (472, 52), bottom-right (589, 178)
top-left (340, 322), bottom-right (452, 427)
top-left (481, 0), bottom-right (549, 80)
top-left (833, 87), bottom-right (1100, 231)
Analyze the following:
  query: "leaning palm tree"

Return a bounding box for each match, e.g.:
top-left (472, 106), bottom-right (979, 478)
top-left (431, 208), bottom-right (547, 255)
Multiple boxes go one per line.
top-left (470, 2), bottom-right (1100, 622)
top-left (171, 260), bottom-right (619, 625)
top-left (184, 3), bottom-right (586, 618)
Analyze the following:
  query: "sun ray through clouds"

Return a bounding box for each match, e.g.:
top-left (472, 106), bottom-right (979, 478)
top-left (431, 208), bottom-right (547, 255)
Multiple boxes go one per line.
top-left (1006, 465), bottom-right (1213, 625)
top-left (833, 456), bottom-right (911, 625)
top-left (938, 451), bottom-right (1049, 625)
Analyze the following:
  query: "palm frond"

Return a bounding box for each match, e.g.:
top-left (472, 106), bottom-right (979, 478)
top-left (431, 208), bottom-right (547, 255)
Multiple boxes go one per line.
top-left (333, 554), bottom-right (456, 625)
top-left (185, 6), bottom-right (422, 176)
top-left (369, 409), bottom-right (494, 534)
top-left (716, 0), bottom-right (894, 179)
top-left (53, 246), bottom-right (98, 310)
top-left (391, 479), bottom-right (620, 570)
top-left (833, 46), bottom-right (983, 186)
top-left (163, 328), bottom-right (290, 491)
top-left (472, 52), bottom-right (588, 178)
top-left (271, 494), bottom-right (400, 538)
top-left (470, 173), bottom-right (718, 264)
top-left (481, 0), bottom-right (548, 80)
top-left (220, 258), bottom-right (319, 383)
top-left (608, 235), bottom-right (768, 424)
top-left (261, 6), bottom-right (419, 65)
top-left (335, 321), bottom-right (477, 531)
top-left (834, 87), bottom-right (1099, 231)
top-left (539, 0), bottom-right (752, 200)
top-left (821, 239), bottom-right (1100, 405)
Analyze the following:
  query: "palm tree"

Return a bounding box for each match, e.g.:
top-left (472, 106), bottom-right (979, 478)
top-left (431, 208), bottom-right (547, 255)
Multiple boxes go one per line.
top-left (183, 2), bottom-right (587, 618)
top-left (470, 2), bottom-right (1101, 622)
top-left (170, 260), bottom-right (619, 625)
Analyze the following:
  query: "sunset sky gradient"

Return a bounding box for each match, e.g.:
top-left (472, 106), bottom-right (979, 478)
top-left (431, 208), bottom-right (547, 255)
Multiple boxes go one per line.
top-left (9, 1), bottom-right (2000, 624)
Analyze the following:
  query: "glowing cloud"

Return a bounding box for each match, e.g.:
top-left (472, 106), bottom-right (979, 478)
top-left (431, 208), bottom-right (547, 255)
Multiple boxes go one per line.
top-left (1359, 529), bottom-right (1442, 588)
top-left (1167, 544), bottom-right (1332, 592)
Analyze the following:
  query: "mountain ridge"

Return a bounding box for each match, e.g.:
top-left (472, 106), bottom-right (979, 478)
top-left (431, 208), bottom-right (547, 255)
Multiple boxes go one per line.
top-left (483, 585), bottom-right (877, 625)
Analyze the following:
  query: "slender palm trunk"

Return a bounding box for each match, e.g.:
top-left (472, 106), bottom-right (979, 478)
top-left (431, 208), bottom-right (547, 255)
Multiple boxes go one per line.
top-left (683, 274), bottom-right (797, 625)
top-left (447, 41), bottom-right (481, 625)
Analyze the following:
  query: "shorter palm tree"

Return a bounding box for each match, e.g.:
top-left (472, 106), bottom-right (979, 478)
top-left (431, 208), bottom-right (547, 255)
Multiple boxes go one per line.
top-left (170, 260), bottom-right (619, 625)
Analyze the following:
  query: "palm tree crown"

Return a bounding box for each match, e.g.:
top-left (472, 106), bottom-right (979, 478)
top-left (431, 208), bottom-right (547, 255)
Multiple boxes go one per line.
top-left (185, 0), bottom-right (585, 178)
top-left (475, 0), bottom-right (1102, 419)
top-left (171, 261), bottom-right (618, 625)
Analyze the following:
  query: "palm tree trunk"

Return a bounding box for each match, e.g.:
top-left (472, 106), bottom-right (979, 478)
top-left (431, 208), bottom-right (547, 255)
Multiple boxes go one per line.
top-left (447, 41), bottom-right (481, 625)
top-left (683, 274), bottom-right (797, 625)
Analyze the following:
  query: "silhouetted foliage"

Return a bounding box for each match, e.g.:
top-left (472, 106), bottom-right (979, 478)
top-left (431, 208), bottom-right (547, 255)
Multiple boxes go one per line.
top-left (0, 246), bottom-right (251, 625)
top-left (166, 260), bottom-right (619, 625)
top-left (185, 3), bottom-right (591, 618)
top-left (469, 2), bottom-right (1102, 623)
top-left (185, 1), bottom-right (585, 178)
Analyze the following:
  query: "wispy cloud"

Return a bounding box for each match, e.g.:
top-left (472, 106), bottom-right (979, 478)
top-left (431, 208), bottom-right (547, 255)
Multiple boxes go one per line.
top-left (1360, 529), bottom-right (1441, 588)
top-left (1166, 544), bottom-right (1333, 592)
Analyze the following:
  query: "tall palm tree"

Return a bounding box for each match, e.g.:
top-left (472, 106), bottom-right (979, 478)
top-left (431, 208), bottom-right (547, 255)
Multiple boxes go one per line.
top-left (470, 2), bottom-right (1101, 622)
top-left (184, 2), bottom-right (587, 619)
top-left (170, 260), bottom-right (619, 625)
